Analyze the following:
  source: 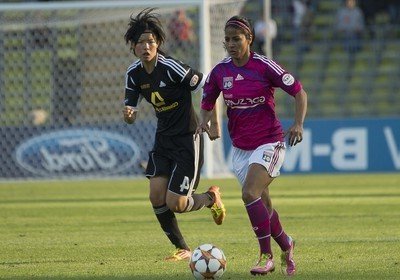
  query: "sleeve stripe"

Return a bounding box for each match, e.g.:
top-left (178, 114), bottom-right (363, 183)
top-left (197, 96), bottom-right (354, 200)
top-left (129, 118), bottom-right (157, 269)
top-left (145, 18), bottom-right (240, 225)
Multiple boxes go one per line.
top-left (126, 60), bottom-right (140, 88)
top-left (158, 55), bottom-right (188, 77)
top-left (127, 60), bottom-right (141, 72)
top-left (253, 54), bottom-right (285, 75)
top-left (129, 76), bottom-right (135, 85)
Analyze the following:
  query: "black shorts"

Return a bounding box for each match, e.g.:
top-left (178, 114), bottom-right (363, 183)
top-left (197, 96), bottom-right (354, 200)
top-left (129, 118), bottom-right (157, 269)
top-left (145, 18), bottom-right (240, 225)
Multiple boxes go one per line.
top-left (145, 133), bottom-right (204, 196)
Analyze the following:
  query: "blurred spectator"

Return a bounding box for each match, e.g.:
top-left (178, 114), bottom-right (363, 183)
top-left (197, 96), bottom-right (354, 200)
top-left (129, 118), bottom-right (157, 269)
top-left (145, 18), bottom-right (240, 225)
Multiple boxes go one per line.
top-left (253, 14), bottom-right (277, 55)
top-left (387, 0), bottom-right (400, 24)
top-left (254, 15), bottom-right (266, 54)
top-left (168, 9), bottom-right (195, 45)
top-left (360, 0), bottom-right (400, 26)
top-left (167, 9), bottom-right (196, 66)
top-left (358, 0), bottom-right (381, 26)
top-left (291, 0), bottom-right (313, 53)
top-left (335, 0), bottom-right (365, 55)
top-left (52, 52), bottom-right (82, 126)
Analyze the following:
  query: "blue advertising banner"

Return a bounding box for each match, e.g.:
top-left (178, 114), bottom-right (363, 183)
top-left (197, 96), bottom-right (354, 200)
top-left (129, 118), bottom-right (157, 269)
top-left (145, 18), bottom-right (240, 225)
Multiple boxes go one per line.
top-left (1, 118), bottom-right (399, 179)
top-left (222, 118), bottom-right (400, 174)
top-left (0, 122), bottom-right (155, 179)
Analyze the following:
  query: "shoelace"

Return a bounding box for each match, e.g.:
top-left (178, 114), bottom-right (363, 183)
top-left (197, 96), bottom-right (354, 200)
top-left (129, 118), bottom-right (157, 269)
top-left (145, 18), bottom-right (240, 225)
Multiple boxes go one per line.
top-left (256, 253), bottom-right (272, 265)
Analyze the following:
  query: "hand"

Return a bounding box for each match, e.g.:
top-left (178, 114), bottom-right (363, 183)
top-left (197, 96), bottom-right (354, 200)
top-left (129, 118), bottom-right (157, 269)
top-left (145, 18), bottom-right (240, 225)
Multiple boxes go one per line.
top-left (284, 123), bottom-right (303, 146)
top-left (207, 123), bottom-right (221, 141)
top-left (195, 122), bottom-right (210, 140)
top-left (123, 106), bottom-right (136, 124)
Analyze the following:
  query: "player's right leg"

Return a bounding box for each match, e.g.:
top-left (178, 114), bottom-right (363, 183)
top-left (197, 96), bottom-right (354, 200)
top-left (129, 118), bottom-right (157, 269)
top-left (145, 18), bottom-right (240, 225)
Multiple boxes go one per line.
top-left (232, 146), bottom-right (275, 275)
top-left (242, 164), bottom-right (275, 275)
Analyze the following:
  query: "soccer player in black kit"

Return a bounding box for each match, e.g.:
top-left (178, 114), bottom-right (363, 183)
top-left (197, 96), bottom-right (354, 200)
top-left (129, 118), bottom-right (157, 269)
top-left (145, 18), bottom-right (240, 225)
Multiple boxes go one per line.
top-left (122, 8), bottom-right (226, 261)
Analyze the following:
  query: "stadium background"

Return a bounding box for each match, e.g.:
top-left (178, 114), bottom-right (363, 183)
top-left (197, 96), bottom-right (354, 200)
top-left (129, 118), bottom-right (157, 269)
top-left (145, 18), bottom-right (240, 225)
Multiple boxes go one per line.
top-left (0, 0), bottom-right (399, 179)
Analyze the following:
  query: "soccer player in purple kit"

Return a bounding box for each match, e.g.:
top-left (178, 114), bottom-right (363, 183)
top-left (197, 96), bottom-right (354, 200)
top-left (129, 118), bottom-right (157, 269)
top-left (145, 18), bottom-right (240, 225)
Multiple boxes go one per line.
top-left (123, 8), bottom-right (226, 262)
top-left (196, 15), bottom-right (308, 276)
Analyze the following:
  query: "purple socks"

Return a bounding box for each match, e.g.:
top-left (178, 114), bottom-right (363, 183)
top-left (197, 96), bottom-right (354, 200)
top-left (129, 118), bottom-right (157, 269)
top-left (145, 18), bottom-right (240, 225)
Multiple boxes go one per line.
top-left (245, 198), bottom-right (272, 255)
top-left (270, 209), bottom-right (291, 251)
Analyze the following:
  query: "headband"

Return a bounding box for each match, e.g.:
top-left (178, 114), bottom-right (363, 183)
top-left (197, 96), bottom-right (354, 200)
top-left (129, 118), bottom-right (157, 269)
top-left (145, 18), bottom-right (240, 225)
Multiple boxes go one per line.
top-left (225, 19), bottom-right (252, 35)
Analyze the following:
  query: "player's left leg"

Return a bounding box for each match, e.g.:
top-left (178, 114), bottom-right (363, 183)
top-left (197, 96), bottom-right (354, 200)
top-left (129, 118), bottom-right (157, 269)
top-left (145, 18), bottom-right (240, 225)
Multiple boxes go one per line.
top-left (166, 186), bottom-right (226, 224)
top-left (261, 175), bottom-right (296, 275)
top-left (280, 236), bottom-right (296, 276)
top-left (165, 133), bottom-right (226, 224)
top-left (207, 186), bottom-right (226, 225)
top-left (262, 190), bottom-right (292, 251)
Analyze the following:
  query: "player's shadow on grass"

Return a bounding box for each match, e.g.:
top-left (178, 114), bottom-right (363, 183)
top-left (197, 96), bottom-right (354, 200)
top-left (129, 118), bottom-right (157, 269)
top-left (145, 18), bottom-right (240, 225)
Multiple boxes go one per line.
top-left (4, 273), bottom-right (266, 280)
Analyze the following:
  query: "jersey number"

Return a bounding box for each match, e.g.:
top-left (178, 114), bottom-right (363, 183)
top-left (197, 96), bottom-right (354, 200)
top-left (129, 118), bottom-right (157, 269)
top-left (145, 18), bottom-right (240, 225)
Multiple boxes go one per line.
top-left (151, 91), bottom-right (165, 107)
top-left (179, 176), bottom-right (190, 193)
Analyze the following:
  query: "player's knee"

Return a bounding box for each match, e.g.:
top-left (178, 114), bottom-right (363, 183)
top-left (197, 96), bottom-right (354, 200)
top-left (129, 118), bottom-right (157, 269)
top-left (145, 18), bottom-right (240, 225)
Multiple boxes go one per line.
top-left (166, 198), bottom-right (186, 213)
top-left (149, 193), bottom-right (165, 206)
top-left (242, 187), bottom-right (259, 204)
top-left (167, 203), bottom-right (185, 213)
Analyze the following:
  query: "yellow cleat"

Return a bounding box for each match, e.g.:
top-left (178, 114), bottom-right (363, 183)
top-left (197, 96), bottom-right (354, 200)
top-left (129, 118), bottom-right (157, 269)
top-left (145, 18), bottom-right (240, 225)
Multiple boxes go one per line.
top-left (165, 248), bottom-right (191, 261)
top-left (208, 186), bottom-right (226, 225)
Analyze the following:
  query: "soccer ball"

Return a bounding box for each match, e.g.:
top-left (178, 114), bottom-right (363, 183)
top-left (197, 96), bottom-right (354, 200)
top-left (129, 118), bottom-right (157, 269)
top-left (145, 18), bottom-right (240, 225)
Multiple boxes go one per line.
top-left (189, 244), bottom-right (227, 279)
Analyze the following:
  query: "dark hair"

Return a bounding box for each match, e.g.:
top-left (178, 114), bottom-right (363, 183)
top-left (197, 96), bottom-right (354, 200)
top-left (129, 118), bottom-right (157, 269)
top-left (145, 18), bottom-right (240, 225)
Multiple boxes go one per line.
top-left (224, 15), bottom-right (255, 46)
top-left (124, 8), bottom-right (166, 54)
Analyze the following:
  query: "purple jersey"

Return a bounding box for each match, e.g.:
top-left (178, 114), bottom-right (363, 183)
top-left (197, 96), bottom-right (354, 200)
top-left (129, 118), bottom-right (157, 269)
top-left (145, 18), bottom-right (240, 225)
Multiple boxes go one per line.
top-left (202, 52), bottom-right (302, 150)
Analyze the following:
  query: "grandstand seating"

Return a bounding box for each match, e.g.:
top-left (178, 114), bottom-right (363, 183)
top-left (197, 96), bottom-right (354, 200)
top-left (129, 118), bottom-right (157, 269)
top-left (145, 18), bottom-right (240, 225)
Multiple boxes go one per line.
top-left (271, 0), bottom-right (400, 118)
top-left (0, 0), bottom-right (399, 127)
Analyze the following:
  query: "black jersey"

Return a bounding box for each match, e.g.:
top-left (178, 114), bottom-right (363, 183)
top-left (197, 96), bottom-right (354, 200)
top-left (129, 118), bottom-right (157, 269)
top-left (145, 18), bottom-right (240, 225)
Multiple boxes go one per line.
top-left (125, 54), bottom-right (204, 136)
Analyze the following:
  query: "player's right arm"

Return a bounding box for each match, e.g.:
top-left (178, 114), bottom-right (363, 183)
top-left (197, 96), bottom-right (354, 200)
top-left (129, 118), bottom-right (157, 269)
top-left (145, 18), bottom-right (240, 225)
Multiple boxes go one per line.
top-left (207, 107), bottom-right (220, 141)
top-left (124, 67), bottom-right (141, 124)
top-left (196, 108), bottom-right (215, 137)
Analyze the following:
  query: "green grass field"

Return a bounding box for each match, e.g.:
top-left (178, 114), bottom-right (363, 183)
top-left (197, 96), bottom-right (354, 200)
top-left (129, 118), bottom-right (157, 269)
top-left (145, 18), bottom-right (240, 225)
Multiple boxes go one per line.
top-left (1, 174), bottom-right (399, 280)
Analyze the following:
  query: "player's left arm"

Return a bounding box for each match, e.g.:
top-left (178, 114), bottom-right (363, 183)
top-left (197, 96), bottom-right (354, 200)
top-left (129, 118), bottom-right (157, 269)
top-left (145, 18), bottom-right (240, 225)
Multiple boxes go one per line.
top-left (285, 88), bottom-right (307, 146)
top-left (266, 60), bottom-right (307, 146)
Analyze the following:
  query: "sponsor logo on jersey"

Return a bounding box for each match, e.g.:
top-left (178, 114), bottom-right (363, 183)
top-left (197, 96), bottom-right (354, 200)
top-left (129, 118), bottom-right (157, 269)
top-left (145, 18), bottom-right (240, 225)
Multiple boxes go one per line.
top-left (235, 74), bottom-right (244, 81)
top-left (190, 74), bottom-right (199, 87)
top-left (140, 84), bottom-right (150, 89)
top-left (151, 91), bottom-right (166, 107)
top-left (15, 129), bottom-right (140, 177)
top-left (282, 73), bottom-right (295, 86)
top-left (155, 102), bottom-right (179, 112)
top-left (223, 77), bottom-right (233, 89)
top-left (224, 96), bottom-right (266, 109)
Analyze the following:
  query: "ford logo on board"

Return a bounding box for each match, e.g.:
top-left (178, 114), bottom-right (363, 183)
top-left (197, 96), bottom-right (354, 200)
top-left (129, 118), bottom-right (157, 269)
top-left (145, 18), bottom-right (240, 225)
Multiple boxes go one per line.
top-left (15, 129), bottom-right (140, 177)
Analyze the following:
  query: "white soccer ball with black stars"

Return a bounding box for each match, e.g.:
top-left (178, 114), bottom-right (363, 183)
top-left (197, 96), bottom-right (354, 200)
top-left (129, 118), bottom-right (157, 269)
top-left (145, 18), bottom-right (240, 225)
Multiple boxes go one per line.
top-left (189, 244), bottom-right (227, 279)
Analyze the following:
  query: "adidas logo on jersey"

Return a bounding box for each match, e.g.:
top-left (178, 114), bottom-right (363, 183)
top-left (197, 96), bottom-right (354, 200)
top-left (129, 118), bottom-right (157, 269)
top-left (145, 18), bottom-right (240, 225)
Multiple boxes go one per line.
top-left (235, 74), bottom-right (244, 81)
top-left (159, 81), bottom-right (166, 87)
